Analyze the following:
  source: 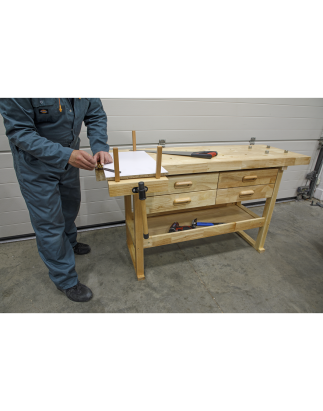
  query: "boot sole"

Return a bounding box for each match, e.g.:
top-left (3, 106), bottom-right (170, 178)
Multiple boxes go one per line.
top-left (73, 250), bottom-right (91, 255)
top-left (57, 288), bottom-right (93, 303)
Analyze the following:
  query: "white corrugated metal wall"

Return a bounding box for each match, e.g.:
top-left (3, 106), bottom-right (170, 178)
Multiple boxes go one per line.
top-left (1, 98), bottom-right (322, 238)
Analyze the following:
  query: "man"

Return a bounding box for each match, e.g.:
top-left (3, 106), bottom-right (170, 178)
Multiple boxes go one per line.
top-left (0, 98), bottom-right (112, 302)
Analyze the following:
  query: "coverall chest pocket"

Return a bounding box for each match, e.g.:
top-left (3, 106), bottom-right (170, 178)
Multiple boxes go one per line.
top-left (31, 98), bottom-right (60, 123)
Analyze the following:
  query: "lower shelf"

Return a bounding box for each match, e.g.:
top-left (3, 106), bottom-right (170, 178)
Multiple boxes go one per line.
top-left (143, 204), bottom-right (264, 248)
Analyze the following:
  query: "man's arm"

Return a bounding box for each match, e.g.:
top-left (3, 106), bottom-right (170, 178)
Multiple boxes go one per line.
top-left (0, 98), bottom-right (74, 169)
top-left (84, 98), bottom-right (109, 154)
top-left (83, 98), bottom-right (112, 165)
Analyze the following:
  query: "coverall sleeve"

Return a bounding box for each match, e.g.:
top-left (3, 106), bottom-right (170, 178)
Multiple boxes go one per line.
top-left (0, 98), bottom-right (73, 169)
top-left (83, 98), bottom-right (109, 155)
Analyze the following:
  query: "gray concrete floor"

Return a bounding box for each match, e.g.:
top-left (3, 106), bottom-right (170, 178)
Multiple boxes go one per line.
top-left (1, 200), bottom-right (322, 313)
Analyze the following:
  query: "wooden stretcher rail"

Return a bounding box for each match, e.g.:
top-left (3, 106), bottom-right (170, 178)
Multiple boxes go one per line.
top-left (144, 217), bottom-right (265, 248)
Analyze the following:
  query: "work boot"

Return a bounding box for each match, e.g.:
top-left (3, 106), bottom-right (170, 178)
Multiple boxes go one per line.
top-left (73, 242), bottom-right (91, 255)
top-left (57, 281), bottom-right (93, 302)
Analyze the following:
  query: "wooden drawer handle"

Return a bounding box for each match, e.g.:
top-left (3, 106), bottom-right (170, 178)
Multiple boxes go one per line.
top-left (173, 197), bottom-right (191, 205)
top-left (239, 190), bottom-right (255, 197)
top-left (242, 175), bottom-right (257, 182)
top-left (174, 181), bottom-right (193, 188)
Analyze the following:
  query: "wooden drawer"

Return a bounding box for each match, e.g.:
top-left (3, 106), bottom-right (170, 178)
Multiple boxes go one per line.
top-left (147, 173), bottom-right (219, 196)
top-left (216, 184), bottom-right (274, 204)
top-left (146, 190), bottom-right (216, 214)
top-left (218, 168), bottom-right (278, 188)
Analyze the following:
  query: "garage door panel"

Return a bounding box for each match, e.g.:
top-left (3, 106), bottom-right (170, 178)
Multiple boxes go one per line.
top-left (102, 98), bottom-right (323, 107)
top-left (282, 169), bottom-right (309, 181)
top-left (0, 153), bottom-right (13, 168)
top-left (0, 135), bottom-right (10, 151)
top-left (79, 199), bottom-right (124, 216)
top-left (0, 119), bottom-right (6, 135)
top-left (0, 183), bottom-right (22, 199)
top-left (80, 176), bottom-right (108, 190)
top-left (1, 209), bottom-right (30, 225)
top-left (0, 152), bottom-right (13, 170)
top-left (0, 168), bottom-right (18, 184)
top-left (101, 99), bottom-right (239, 117)
top-left (234, 97), bottom-right (323, 107)
top-left (79, 166), bottom-right (95, 177)
top-left (101, 99), bottom-right (323, 119)
top-left (98, 130), bottom-right (321, 146)
top-left (238, 103), bottom-right (323, 119)
top-left (75, 210), bottom-right (125, 227)
top-left (81, 188), bottom-right (111, 203)
top-left (104, 115), bottom-right (323, 132)
top-left (105, 116), bottom-right (239, 131)
top-left (0, 197), bottom-right (27, 213)
top-left (277, 188), bottom-right (303, 198)
top-left (0, 222), bottom-right (34, 238)
top-left (238, 117), bottom-right (323, 131)
top-left (81, 189), bottom-right (122, 206)
top-left (258, 140), bottom-right (319, 152)
top-left (288, 163), bottom-right (317, 172)
top-left (279, 180), bottom-right (304, 191)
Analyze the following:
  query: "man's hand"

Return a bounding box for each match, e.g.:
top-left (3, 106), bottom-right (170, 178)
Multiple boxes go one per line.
top-left (93, 151), bottom-right (113, 166)
top-left (68, 150), bottom-right (97, 170)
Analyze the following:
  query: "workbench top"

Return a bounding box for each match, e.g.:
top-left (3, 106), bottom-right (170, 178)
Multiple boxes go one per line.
top-left (96, 145), bottom-right (311, 186)
top-left (139, 145), bottom-right (310, 175)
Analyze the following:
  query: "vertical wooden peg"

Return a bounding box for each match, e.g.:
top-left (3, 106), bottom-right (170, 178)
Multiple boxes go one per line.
top-left (113, 147), bottom-right (120, 182)
top-left (156, 145), bottom-right (162, 179)
top-left (132, 130), bottom-right (137, 151)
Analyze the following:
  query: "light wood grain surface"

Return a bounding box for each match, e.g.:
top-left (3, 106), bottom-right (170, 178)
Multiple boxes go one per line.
top-left (103, 145), bottom-right (310, 187)
top-left (147, 173), bottom-right (219, 196)
top-left (146, 189), bottom-right (217, 214)
top-left (144, 204), bottom-right (265, 248)
top-left (139, 145), bottom-right (310, 175)
top-left (218, 168), bottom-right (278, 188)
top-left (146, 204), bottom-right (260, 235)
top-left (108, 176), bottom-right (169, 197)
top-left (216, 184), bottom-right (274, 204)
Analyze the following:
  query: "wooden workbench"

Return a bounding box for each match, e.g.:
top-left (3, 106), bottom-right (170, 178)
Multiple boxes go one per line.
top-left (97, 145), bottom-right (311, 281)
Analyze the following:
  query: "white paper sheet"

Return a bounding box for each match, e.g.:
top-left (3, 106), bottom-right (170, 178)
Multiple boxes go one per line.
top-left (103, 151), bottom-right (168, 179)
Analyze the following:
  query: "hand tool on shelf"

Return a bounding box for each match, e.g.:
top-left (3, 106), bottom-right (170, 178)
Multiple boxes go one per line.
top-left (191, 219), bottom-right (224, 228)
top-left (142, 150), bottom-right (218, 159)
top-left (132, 182), bottom-right (149, 239)
top-left (169, 222), bottom-right (194, 233)
top-left (169, 218), bottom-right (225, 233)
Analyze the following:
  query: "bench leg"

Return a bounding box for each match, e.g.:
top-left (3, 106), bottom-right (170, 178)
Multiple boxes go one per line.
top-left (133, 194), bottom-right (145, 281)
top-left (125, 195), bottom-right (136, 269)
top-left (254, 167), bottom-right (284, 252)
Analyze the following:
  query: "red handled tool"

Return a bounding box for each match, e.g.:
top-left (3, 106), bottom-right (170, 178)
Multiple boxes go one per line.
top-left (169, 222), bottom-right (194, 232)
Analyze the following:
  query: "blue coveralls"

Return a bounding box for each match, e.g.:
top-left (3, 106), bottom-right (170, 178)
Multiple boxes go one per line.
top-left (0, 98), bottom-right (109, 289)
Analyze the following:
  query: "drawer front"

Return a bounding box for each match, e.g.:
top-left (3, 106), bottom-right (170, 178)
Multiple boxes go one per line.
top-left (146, 190), bottom-right (216, 214)
top-left (216, 184), bottom-right (274, 204)
top-left (147, 173), bottom-right (219, 196)
top-left (218, 168), bottom-right (278, 188)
